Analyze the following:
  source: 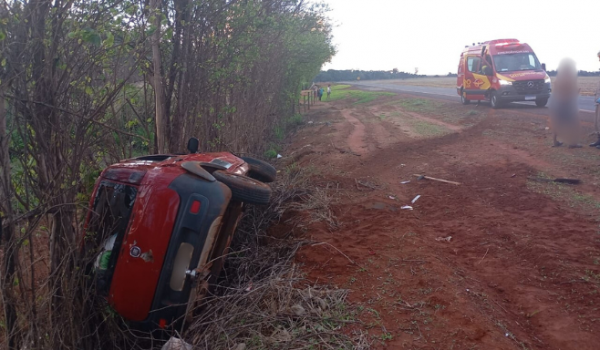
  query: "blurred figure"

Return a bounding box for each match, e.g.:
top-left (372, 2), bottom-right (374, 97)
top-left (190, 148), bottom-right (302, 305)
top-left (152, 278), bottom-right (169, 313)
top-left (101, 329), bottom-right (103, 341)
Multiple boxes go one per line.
top-left (327, 84), bottom-right (331, 99)
top-left (590, 50), bottom-right (600, 148)
top-left (550, 58), bottom-right (581, 148)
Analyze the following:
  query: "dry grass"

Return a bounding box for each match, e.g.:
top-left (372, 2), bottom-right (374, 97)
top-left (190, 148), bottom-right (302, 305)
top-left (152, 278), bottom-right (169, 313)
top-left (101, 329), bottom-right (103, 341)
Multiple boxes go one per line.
top-left (181, 167), bottom-right (366, 350)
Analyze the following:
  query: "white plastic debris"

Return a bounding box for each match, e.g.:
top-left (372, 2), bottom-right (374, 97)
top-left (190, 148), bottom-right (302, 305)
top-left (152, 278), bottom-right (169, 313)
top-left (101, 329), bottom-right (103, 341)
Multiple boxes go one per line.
top-left (401, 205), bottom-right (413, 210)
top-left (388, 196), bottom-right (395, 200)
top-left (411, 195), bottom-right (421, 204)
top-left (308, 121), bottom-right (314, 124)
top-left (400, 164), bottom-right (406, 167)
top-left (161, 337), bottom-right (192, 350)
top-left (435, 236), bottom-right (452, 242)
top-left (400, 180), bottom-right (410, 184)
top-left (276, 154), bottom-right (282, 159)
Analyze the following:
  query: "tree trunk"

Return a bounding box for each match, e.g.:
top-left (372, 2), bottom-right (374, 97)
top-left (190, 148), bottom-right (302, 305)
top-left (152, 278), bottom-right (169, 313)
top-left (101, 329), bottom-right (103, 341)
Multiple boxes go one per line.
top-left (0, 84), bottom-right (21, 350)
top-left (151, 0), bottom-right (166, 154)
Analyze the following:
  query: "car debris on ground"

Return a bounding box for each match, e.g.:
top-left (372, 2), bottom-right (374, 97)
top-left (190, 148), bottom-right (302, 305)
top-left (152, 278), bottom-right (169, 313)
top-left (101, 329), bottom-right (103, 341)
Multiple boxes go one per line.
top-left (528, 177), bottom-right (581, 185)
top-left (161, 337), bottom-right (193, 350)
top-left (414, 174), bottom-right (461, 185)
top-left (435, 236), bottom-right (452, 242)
top-left (411, 195), bottom-right (421, 204)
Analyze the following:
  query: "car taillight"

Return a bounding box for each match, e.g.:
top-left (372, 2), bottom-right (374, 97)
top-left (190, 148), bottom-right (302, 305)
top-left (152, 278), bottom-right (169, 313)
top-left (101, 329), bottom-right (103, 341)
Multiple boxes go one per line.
top-left (190, 200), bottom-right (201, 214)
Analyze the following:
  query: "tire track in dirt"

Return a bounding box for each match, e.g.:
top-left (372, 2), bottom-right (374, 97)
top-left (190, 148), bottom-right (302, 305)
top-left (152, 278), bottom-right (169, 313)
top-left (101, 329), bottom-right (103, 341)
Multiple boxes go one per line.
top-left (286, 93), bottom-right (600, 350)
top-left (339, 108), bottom-right (367, 155)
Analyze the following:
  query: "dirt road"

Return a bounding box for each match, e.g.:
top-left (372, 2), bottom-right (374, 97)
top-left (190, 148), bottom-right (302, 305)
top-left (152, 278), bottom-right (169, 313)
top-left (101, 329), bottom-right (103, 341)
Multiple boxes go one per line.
top-left (278, 87), bottom-right (600, 349)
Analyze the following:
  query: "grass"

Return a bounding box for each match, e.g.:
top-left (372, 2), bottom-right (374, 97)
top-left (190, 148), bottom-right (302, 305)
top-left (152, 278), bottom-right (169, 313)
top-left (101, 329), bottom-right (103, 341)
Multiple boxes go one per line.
top-left (327, 88), bottom-right (395, 105)
top-left (412, 121), bottom-right (446, 136)
top-left (527, 173), bottom-right (600, 217)
top-left (395, 98), bottom-right (444, 114)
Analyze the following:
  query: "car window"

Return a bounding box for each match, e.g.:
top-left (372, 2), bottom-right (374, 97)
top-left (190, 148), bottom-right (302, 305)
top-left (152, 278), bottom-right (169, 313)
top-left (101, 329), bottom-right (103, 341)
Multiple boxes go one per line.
top-left (467, 57), bottom-right (480, 73)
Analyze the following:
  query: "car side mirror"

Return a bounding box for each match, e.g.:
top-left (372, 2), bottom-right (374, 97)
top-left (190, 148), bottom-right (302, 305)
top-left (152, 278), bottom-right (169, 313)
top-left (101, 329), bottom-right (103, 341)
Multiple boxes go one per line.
top-left (541, 63), bottom-right (546, 71)
top-left (187, 137), bottom-right (199, 154)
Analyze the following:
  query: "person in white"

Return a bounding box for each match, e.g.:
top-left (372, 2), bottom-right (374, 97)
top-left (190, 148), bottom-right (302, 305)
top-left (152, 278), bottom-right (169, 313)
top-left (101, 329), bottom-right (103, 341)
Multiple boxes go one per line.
top-left (327, 85), bottom-right (331, 99)
top-left (591, 50), bottom-right (600, 148)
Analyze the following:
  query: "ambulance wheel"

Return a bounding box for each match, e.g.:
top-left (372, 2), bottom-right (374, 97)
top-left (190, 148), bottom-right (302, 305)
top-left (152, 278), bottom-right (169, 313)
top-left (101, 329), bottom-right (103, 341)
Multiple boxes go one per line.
top-left (490, 92), bottom-right (501, 109)
top-left (213, 171), bottom-right (271, 205)
top-left (460, 92), bottom-right (470, 105)
top-left (535, 98), bottom-right (548, 107)
top-left (241, 156), bottom-right (276, 183)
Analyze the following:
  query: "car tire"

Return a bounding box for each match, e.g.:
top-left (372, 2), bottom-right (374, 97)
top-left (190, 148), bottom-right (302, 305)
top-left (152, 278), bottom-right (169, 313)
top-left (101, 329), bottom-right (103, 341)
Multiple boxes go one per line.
top-left (535, 98), bottom-right (548, 107)
top-left (213, 170), bottom-right (271, 205)
top-left (460, 91), bottom-right (470, 105)
top-left (241, 156), bottom-right (277, 183)
top-left (490, 92), bottom-right (501, 109)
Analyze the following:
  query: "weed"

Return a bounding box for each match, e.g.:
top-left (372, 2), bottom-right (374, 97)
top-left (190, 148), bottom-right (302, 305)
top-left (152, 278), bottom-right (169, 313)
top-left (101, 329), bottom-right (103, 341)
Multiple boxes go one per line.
top-left (273, 125), bottom-right (285, 140)
top-left (288, 113), bottom-right (304, 126)
top-left (366, 308), bottom-right (380, 319)
top-left (380, 332), bottom-right (393, 341)
top-left (264, 148), bottom-right (278, 159)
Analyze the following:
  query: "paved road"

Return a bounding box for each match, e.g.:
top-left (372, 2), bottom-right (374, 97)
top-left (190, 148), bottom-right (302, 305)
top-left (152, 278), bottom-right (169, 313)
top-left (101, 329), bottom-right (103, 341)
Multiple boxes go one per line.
top-left (348, 80), bottom-right (598, 121)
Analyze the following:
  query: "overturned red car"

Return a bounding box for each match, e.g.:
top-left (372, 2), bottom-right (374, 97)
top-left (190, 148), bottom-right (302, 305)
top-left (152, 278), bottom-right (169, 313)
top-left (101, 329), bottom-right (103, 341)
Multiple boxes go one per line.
top-left (82, 138), bottom-right (275, 330)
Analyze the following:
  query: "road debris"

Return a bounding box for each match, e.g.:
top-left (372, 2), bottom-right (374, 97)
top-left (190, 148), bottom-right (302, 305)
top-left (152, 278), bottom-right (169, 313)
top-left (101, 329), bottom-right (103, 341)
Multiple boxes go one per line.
top-left (414, 174), bottom-right (461, 186)
top-left (277, 154), bottom-right (282, 159)
top-left (401, 205), bottom-right (413, 210)
top-left (356, 179), bottom-right (378, 190)
top-left (400, 180), bottom-right (410, 184)
top-left (435, 236), bottom-right (452, 242)
top-left (528, 177), bottom-right (581, 185)
top-left (388, 196), bottom-right (396, 200)
top-left (162, 337), bottom-right (193, 350)
top-left (411, 195), bottom-right (421, 204)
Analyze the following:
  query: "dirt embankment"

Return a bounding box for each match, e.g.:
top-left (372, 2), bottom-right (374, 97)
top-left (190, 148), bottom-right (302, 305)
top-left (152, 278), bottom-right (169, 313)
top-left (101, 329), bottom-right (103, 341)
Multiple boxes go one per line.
top-left (274, 89), bottom-right (600, 349)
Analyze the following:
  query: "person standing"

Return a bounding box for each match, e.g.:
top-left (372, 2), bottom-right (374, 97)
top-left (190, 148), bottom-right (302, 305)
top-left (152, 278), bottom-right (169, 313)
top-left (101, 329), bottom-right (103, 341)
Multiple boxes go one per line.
top-left (318, 87), bottom-right (324, 101)
top-left (589, 50), bottom-right (600, 148)
top-left (550, 58), bottom-right (582, 148)
top-left (327, 85), bottom-right (331, 99)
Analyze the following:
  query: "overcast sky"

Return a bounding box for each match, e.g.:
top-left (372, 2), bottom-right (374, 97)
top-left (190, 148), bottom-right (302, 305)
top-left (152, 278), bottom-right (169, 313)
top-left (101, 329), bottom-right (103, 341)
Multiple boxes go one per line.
top-left (322, 0), bottom-right (600, 75)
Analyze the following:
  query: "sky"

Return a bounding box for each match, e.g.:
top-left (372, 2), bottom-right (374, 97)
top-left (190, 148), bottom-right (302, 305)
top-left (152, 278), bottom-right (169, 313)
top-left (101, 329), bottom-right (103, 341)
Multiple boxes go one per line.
top-left (322, 0), bottom-right (600, 75)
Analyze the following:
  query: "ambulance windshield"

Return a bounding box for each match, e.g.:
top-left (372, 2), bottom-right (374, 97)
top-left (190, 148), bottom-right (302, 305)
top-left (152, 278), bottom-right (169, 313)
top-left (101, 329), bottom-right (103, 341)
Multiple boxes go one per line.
top-left (493, 53), bottom-right (541, 72)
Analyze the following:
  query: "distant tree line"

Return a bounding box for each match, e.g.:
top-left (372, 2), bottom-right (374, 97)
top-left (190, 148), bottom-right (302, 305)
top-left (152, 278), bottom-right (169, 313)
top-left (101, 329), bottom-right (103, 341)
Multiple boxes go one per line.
top-left (546, 70), bottom-right (600, 77)
top-left (314, 69), bottom-right (424, 82)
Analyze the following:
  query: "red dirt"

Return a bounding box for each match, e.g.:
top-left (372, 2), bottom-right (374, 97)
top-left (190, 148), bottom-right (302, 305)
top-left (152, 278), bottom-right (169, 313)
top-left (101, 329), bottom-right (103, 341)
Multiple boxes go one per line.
top-left (279, 91), bottom-right (600, 349)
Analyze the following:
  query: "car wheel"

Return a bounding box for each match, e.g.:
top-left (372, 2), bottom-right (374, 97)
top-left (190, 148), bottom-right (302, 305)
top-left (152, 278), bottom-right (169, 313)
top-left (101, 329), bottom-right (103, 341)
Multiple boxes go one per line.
top-left (241, 156), bottom-right (277, 183)
top-left (535, 98), bottom-right (548, 107)
top-left (213, 170), bottom-right (272, 205)
top-left (490, 92), bottom-right (501, 109)
top-left (461, 91), bottom-right (470, 105)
